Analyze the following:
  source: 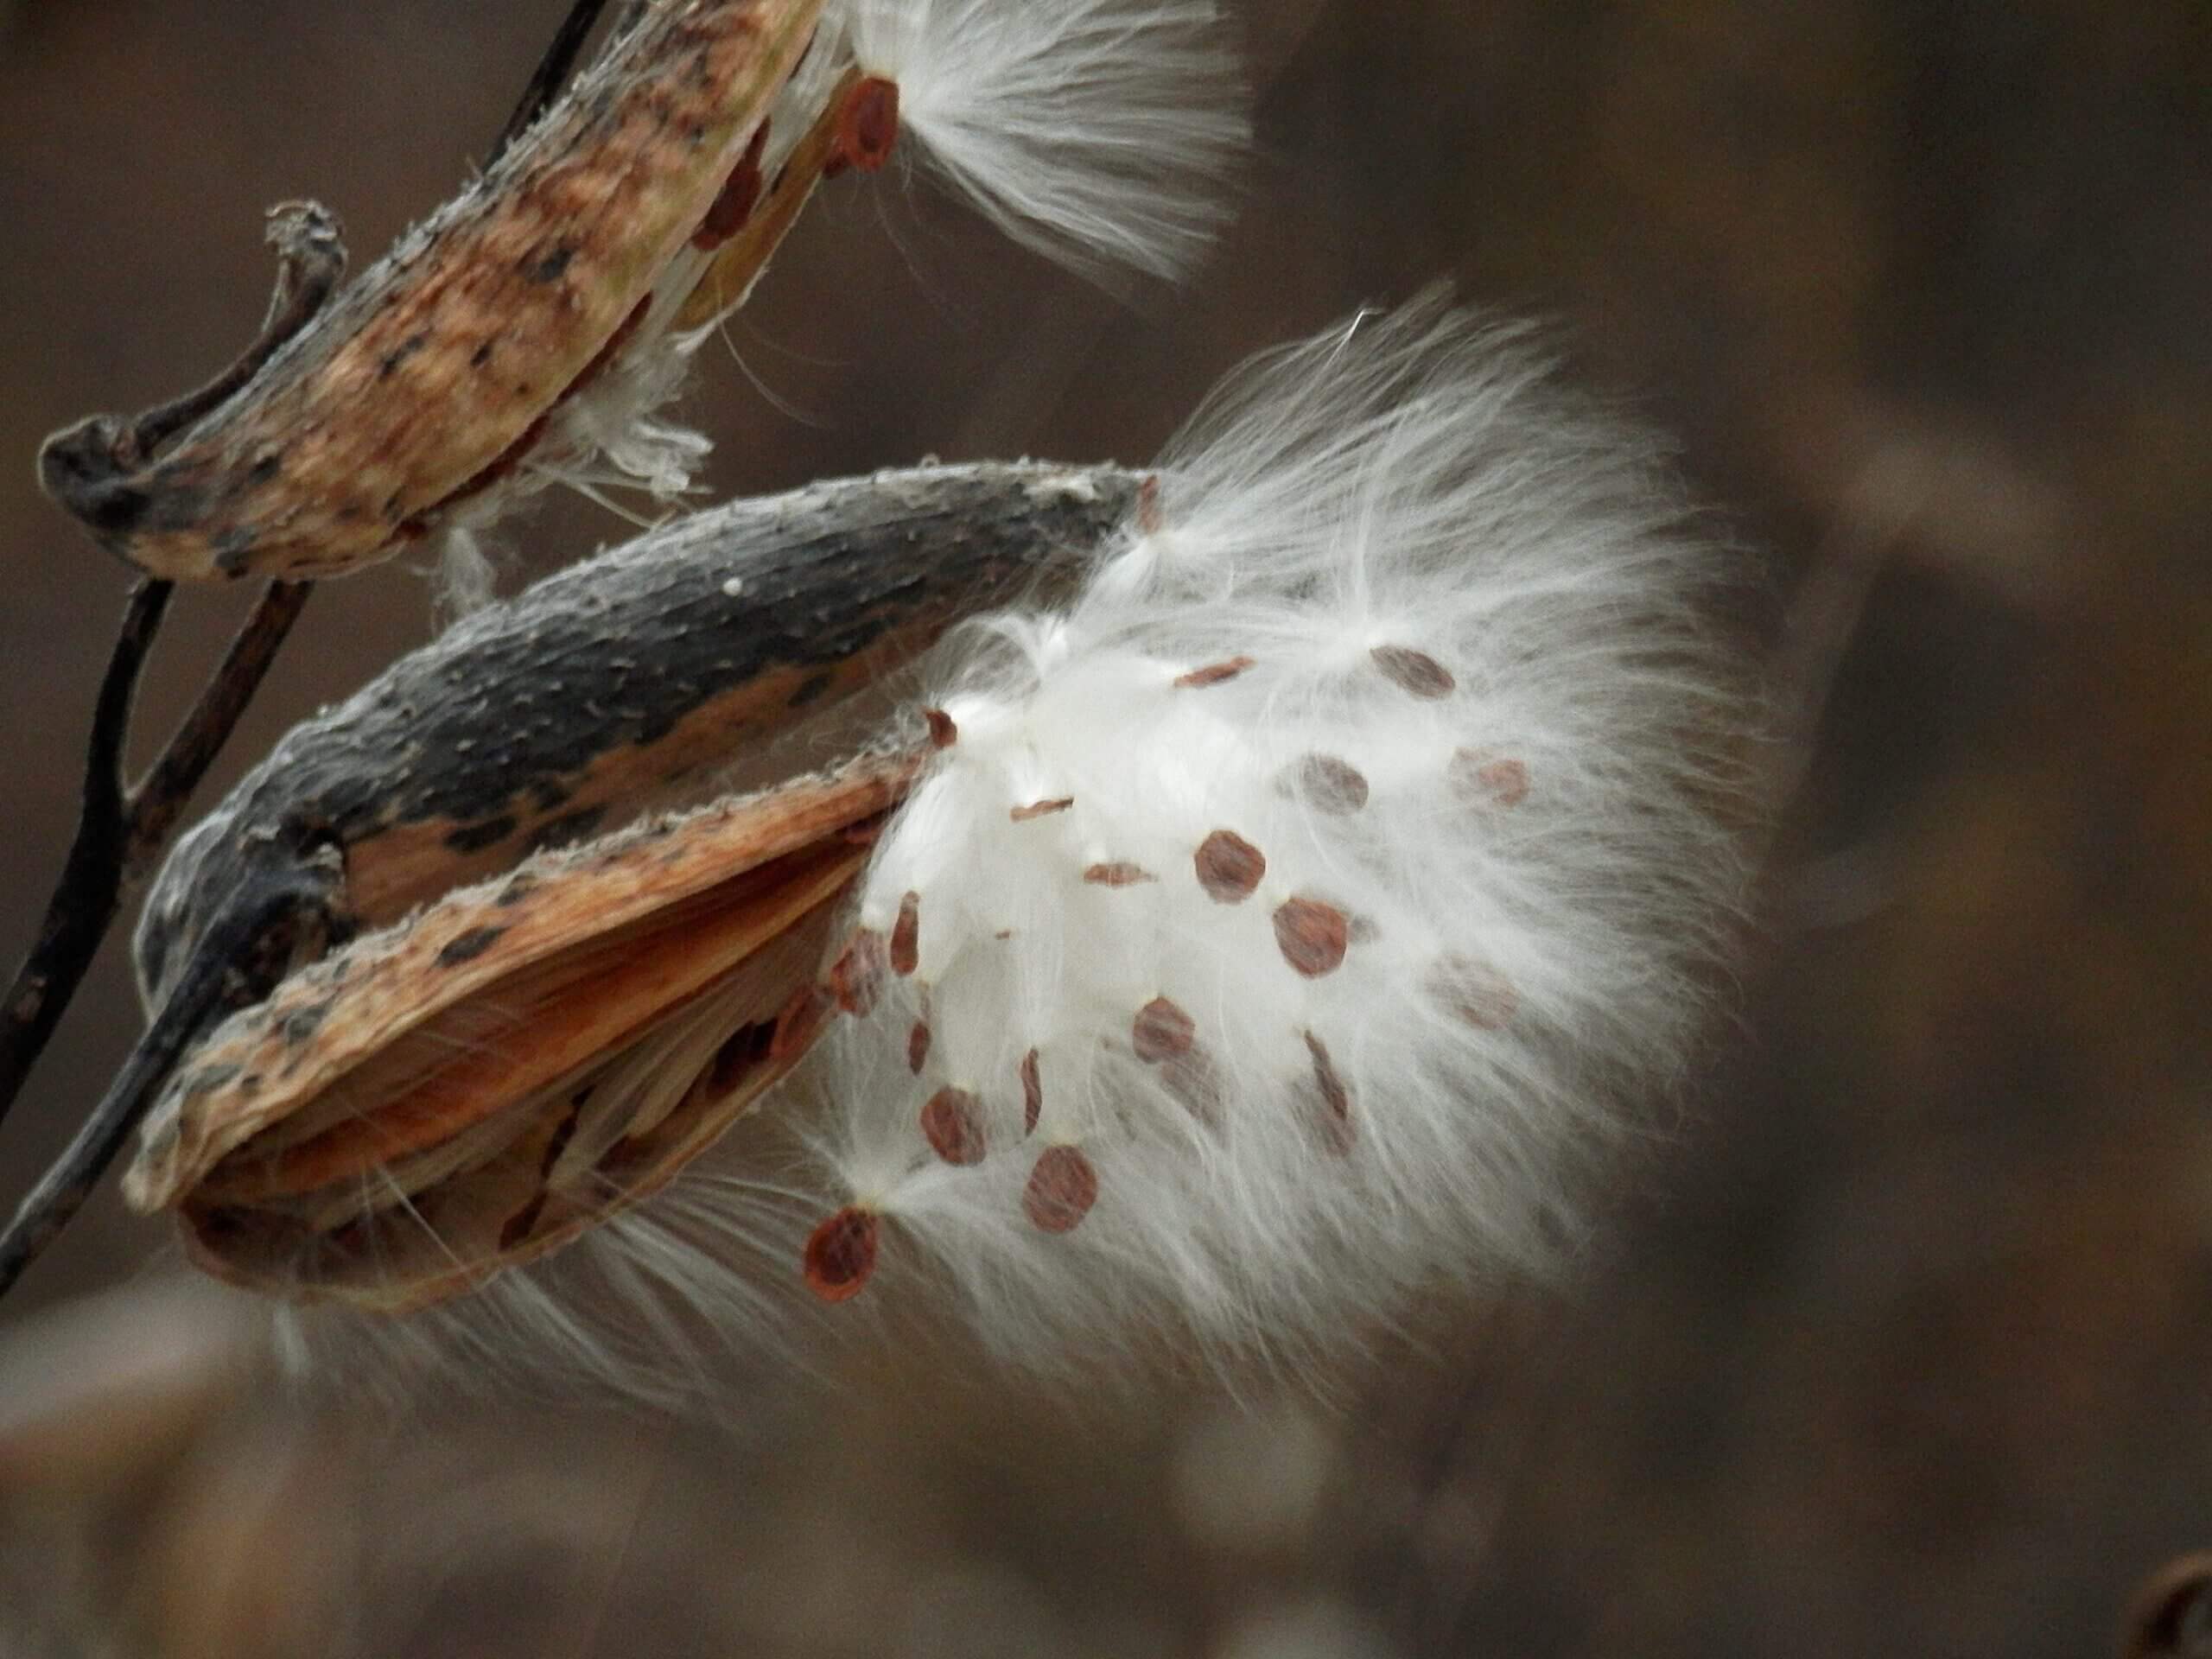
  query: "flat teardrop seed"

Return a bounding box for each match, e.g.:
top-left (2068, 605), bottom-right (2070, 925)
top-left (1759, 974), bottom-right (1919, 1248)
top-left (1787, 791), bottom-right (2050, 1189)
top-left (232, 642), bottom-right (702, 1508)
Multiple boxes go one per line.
top-left (1195, 830), bottom-right (1267, 902)
top-left (920, 1086), bottom-right (987, 1166)
top-left (890, 891), bottom-right (921, 976)
top-left (1020, 1047), bottom-right (1044, 1135)
top-left (1273, 897), bottom-right (1350, 977)
top-left (1024, 1146), bottom-right (1099, 1234)
top-left (803, 1207), bottom-right (879, 1302)
top-left (1370, 645), bottom-right (1455, 698)
top-left (1133, 996), bottom-right (1198, 1062)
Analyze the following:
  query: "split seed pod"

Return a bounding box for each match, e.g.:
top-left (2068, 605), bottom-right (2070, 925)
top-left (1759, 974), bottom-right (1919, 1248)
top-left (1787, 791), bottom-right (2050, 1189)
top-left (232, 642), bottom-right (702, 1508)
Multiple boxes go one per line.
top-left (38, 0), bottom-right (1245, 586)
top-left (108, 461), bottom-right (1137, 1306)
top-left (118, 299), bottom-right (1757, 1388)
top-left (41, 0), bottom-right (833, 582)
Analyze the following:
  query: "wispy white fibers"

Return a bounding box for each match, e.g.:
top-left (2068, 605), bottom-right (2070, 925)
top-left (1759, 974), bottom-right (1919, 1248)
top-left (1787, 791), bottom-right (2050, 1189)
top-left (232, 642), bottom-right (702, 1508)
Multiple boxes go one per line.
top-left (294, 296), bottom-right (1755, 1399)
top-left (796, 295), bottom-right (1756, 1371)
top-left (839, 0), bottom-right (1247, 282)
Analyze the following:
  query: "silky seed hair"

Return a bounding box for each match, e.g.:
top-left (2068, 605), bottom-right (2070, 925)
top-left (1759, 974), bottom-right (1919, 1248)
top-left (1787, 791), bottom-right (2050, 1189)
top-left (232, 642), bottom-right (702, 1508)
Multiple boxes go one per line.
top-left (257, 294), bottom-right (1757, 1398)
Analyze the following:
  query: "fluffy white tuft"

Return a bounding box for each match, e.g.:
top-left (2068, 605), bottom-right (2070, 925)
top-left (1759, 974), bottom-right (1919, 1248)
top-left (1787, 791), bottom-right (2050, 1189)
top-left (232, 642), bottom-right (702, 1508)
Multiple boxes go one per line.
top-left (281, 296), bottom-right (1757, 1398)
top-left (839, 0), bottom-right (1248, 282)
top-left (792, 296), bottom-right (1754, 1370)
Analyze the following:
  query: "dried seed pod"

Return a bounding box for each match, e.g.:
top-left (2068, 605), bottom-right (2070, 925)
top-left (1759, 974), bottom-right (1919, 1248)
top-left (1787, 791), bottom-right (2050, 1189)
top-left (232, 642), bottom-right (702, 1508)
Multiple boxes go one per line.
top-left (41, 0), bottom-right (832, 582)
top-left (124, 755), bottom-right (915, 1311)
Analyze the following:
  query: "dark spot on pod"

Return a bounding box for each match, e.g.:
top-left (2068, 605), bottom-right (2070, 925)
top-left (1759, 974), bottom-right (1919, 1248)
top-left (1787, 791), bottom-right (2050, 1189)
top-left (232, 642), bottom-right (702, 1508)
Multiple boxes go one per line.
top-left (1133, 996), bottom-right (1197, 1063)
top-left (890, 892), bottom-right (921, 976)
top-left (213, 526), bottom-right (257, 575)
top-left (835, 75), bottom-right (900, 172)
top-left (469, 339), bottom-right (498, 369)
top-left (280, 1002), bottom-right (331, 1046)
top-left (436, 925), bottom-right (508, 968)
top-left (1287, 754), bottom-right (1370, 814)
top-left (1304, 1031), bottom-right (1355, 1155)
top-left (907, 1020), bottom-right (931, 1075)
top-left (702, 1018), bottom-right (778, 1099)
top-left (495, 874), bottom-right (538, 907)
top-left (1273, 897), bottom-right (1349, 977)
top-left (924, 708), bottom-right (958, 749)
top-left (1024, 1146), bottom-right (1098, 1234)
top-left (1194, 830), bottom-right (1266, 902)
top-left (181, 1063), bottom-right (243, 1100)
top-left (245, 449), bottom-right (285, 486)
top-left (1175, 656), bottom-right (1255, 689)
top-left (769, 984), bottom-right (836, 1065)
top-left (1011, 798), bottom-right (1075, 823)
top-left (1448, 748), bottom-right (1529, 807)
top-left (691, 122), bottom-right (768, 250)
top-left (920, 1086), bottom-right (986, 1166)
top-left (1370, 645), bottom-right (1455, 698)
top-left (1084, 861), bottom-right (1156, 887)
top-left (803, 1207), bottom-right (879, 1302)
top-left (1427, 953), bottom-right (1519, 1029)
top-left (830, 929), bottom-right (888, 1016)
top-left (1020, 1047), bottom-right (1043, 1134)
top-left (789, 671), bottom-right (836, 707)
top-left (377, 331), bottom-right (430, 380)
top-left (444, 815), bottom-right (518, 855)
top-left (524, 244), bottom-right (576, 284)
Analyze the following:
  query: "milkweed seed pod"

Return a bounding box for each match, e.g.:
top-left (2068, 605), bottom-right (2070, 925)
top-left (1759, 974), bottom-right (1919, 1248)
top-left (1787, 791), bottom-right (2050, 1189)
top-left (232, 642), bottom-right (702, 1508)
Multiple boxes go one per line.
top-left (38, 0), bottom-right (1245, 586)
top-left (124, 299), bottom-right (1756, 1388)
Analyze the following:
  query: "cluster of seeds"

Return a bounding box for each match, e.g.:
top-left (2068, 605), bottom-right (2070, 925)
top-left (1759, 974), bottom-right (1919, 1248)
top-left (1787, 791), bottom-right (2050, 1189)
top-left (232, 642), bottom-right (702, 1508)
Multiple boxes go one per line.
top-left (798, 628), bottom-right (1531, 1304)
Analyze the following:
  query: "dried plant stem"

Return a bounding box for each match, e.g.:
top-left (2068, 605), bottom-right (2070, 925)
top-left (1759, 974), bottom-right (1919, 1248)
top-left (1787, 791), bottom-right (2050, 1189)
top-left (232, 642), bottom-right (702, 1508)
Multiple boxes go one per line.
top-left (493, 0), bottom-right (617, 162)
top-left (0, 3), bottom-right (617, 1296)
top-left (0, 582), bottom-right (310, 1141)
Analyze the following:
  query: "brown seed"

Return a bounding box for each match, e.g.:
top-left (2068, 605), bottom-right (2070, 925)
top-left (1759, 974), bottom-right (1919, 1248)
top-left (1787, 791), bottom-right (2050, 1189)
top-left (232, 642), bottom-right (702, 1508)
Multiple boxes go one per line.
top-left (1024, 1146), bottom-right (1099, 1234)
top-left (1449, 747), bottom-right (1529, 807)
top-left (920, 1086), bottom-right (987, 1166)
top-left (906, 1019), bottom-right (932, 1075)
top-left (924, 708), bottom-right (958, 749)
top-left (890, 891), bottom-right (921, 976)
top-left (1135, 474), bottom-right (1165, 533)
top-left (1020, 1047), bottom-right (1044, 1135)
top-left (1133, 995), bottom-right (1197, 1063)
top-left (1287, 753), bottom-right (1370, 814)
top-left (802, 1207), bottom-right (880, 1303)
top-left (1084, 861), bottom-right (1157, 887)
top-left (834, 74), bottom-right (901, 172)
top-left (1427, 954), bottom-right (1520, 1029)
top-left (1011, 797), bottom-right (1075, 822)
top-left (769, 984), bottom-right (835, 1065)
top-left (830, 929), bottom-right (888, 1016)
top-left (1371, 645), bottom-right (1456, 698)
top-left (1175, 655), bottom-right (1255, 689)
top-left (1273, 897), bottom-right (1350, 977)
top-left (1194, 829), bottom-right (1267, 903)
top-left (1304, 1032), bottom-right (1350, 1121)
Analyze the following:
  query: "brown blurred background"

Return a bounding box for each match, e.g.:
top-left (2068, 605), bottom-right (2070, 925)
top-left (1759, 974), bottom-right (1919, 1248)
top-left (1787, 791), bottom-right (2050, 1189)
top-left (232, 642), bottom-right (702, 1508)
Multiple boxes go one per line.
top-left (0, 1), bottom-right (2207, 1654)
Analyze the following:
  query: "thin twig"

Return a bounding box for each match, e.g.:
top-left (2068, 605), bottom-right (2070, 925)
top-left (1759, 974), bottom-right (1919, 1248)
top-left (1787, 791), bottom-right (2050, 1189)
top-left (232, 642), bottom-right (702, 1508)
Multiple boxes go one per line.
top-left (126, 582), bottom-right (313, 876)
top-left (0, 582), bottom-right (171, 1129)
top-left (0, 0), bottom-right (621, 1300)
top-left (492, 0), bottom-right (614, 163)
